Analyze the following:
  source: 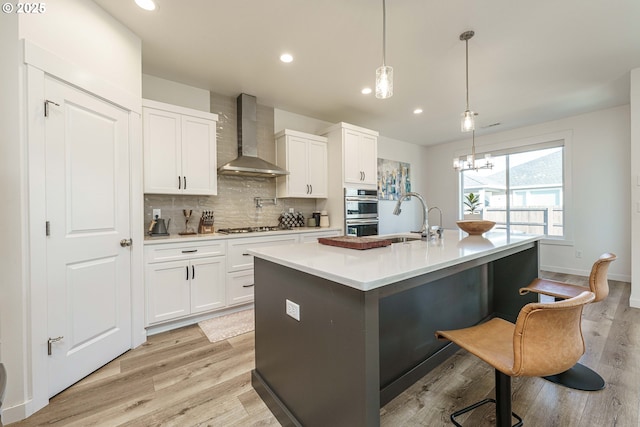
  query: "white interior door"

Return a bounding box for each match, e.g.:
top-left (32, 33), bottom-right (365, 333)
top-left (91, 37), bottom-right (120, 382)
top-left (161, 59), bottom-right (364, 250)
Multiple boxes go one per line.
top-left (44, 75), bottom-right (132, 396)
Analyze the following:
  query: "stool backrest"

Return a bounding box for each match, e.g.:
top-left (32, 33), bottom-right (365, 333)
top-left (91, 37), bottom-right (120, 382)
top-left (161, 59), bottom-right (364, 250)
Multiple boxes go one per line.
top-left (512, 291), bottom-right (595, 377)
top-left (589, 253), bottom-right (616, 302)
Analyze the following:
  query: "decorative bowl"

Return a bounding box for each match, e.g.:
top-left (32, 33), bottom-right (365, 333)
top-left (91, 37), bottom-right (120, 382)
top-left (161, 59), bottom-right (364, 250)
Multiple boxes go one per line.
top-left (456, 220), bottom-right (496, 235)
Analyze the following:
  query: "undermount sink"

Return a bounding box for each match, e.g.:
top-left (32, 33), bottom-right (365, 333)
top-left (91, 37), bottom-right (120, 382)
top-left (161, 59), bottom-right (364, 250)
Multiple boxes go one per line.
top-left (386, 235), bottom-right (422, 244)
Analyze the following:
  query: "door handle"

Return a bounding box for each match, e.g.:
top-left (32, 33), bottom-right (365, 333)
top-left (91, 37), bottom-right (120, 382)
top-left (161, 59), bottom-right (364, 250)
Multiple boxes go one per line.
top-left (48, 336), bottom-right (64, 355)
top-left (178, 176), bottom-right (181, 189)
top-left (120, 238), bottom-right (133, 247)
top-left (192, 265), bottom-right (195, 279)
top-left (183, 176), bottom-right (187, 190)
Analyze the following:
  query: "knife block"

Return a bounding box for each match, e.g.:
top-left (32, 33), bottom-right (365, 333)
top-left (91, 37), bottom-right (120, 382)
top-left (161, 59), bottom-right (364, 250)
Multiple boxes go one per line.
top-left (198, 217), bottom-right (215, 234)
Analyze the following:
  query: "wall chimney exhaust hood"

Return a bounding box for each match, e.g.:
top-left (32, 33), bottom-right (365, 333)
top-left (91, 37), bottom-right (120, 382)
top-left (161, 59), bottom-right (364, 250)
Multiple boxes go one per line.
top-left (217, 93), bottom-right (289, 178)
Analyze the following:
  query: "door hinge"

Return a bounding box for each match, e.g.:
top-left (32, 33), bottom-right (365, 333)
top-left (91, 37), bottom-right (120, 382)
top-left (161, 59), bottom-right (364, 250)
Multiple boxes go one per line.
top-left (47, 336), bottom-right (63, 355)
top-left (46, 221), bottom-right (50, 236)
top-left (44, 99), bottom-right (60, 117)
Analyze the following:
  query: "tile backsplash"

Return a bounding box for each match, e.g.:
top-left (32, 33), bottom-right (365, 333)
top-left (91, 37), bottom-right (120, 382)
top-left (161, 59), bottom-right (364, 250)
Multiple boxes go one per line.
top-left (144, 92), bottom-right (318, 234)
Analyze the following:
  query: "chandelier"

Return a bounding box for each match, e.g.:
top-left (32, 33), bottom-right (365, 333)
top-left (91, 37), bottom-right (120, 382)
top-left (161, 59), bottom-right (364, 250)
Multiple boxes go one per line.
top-left (453, 130), bottom-right (493, 172)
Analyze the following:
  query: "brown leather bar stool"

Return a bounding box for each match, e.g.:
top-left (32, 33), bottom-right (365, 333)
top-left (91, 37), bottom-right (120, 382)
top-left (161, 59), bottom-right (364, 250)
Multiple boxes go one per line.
top-left (436, 291), bottom-right (595, 427)
top-left (519, 252), bottom-right (616, 391)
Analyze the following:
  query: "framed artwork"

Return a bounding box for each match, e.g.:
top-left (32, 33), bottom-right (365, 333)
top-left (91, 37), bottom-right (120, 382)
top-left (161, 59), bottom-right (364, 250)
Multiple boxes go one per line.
top-left (377, 158), bottom-right (411, 201)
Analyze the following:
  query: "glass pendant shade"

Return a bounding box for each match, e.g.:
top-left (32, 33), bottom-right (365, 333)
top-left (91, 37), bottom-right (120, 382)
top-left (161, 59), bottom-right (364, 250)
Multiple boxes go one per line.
top-left (461, 110), bottom-right (475, 132)
top-left (375, 65), bottom-right (393, 99)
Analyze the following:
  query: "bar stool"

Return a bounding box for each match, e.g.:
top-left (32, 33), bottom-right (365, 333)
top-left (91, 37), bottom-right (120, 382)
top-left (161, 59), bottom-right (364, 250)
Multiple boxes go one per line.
top-left (519, 253), bottom-right (616, 391)
top-left (436, 291), bottom-right (595, 427)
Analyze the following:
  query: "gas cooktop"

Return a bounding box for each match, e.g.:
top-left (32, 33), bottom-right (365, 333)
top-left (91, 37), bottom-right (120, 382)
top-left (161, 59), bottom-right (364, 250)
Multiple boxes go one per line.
top-left (217, 226), bottom-right (283, 234)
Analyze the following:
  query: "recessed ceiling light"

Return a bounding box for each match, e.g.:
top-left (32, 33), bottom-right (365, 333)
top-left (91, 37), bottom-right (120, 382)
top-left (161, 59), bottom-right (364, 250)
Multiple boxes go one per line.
top-left (135, 0), bottom-right (156, 11)
top-left (280, 53), bottom-right (293, 63)
top-left (361, 87), bottom-right (372, 95)
top-left (413, 108), bottom-right (423, 114)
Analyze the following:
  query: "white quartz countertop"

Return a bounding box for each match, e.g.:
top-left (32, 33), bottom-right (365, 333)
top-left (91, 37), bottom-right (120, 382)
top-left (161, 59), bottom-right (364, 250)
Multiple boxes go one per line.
top-left (247, 229), bottom-right (542, 291)
top-left (143, 226), bottom-right (341, 245)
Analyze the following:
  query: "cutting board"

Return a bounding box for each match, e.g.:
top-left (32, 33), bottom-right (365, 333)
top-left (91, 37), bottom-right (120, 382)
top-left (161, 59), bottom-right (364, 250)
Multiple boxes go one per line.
top-left (318, 236), bottom-right (392, 250)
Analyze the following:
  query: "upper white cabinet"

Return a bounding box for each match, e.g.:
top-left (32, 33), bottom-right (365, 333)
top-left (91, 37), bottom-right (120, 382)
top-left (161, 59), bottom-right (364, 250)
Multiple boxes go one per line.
top-left (143, 99), bottom-right (218, 195)
top-left (275, 129), bottom-right (328, 198)
top-left (343, 128), bottom-right (378, 186)
top-left (323, 122), bottom-right (378, 187)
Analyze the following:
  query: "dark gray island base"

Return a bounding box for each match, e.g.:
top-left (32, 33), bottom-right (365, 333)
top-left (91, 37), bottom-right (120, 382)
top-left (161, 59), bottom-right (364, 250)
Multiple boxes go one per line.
top-left (251, 237), bottom-right (539, 427)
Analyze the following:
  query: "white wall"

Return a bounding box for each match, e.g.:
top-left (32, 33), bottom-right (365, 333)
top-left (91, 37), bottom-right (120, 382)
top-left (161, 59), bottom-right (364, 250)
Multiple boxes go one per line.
top-left (426, 105), bottom-right (631, 282)
top-left (274, 110), bottom-right (428, 233)
top-left (2, 0), bottom-right (142, 422)
top-left (630, 69), bottom-right (640, 307)
top-left (0, 11), bottom-right (26, 425)
top-left (18, 0), bottom-right (141, 100)
top-left (142, 74), bottom-right (210, 112)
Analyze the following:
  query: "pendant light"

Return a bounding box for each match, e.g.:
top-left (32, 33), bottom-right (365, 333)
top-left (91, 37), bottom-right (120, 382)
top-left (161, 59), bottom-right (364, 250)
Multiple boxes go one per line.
top-left (453, 130), bottom-right (493, 172)
top-left (375, 0), bottom-right (393, 99)
top-left (460, 30), bottom-right (476, 131)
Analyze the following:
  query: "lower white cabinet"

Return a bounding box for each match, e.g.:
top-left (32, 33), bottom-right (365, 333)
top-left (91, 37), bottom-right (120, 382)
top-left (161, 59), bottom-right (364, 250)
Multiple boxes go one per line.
top-left (299, 229), bottom-right (341, 243)
top-left (145, 241), bottom-right (226, 325)
top-left (225, 234), bottom-right (299, 306)
top-left (144, 229), bottom-right (342, 328)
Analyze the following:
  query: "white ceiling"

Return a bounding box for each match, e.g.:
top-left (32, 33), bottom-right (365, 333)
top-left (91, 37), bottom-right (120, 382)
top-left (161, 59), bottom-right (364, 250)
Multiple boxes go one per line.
top-left (94, 0), bottom-right (640, 146)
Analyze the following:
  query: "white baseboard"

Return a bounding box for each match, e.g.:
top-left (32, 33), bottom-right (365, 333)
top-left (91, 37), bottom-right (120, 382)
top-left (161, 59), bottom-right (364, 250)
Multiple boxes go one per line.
top-left (541, 264), bottom-right (631, 283)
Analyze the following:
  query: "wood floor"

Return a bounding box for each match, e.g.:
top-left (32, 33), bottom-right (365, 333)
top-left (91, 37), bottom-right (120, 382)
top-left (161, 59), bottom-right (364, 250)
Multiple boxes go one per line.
top-left (10, 273), bottom-right (640, 426)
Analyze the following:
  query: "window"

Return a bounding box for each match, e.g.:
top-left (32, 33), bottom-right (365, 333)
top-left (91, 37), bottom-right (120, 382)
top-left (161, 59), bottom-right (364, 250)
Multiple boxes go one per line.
top-left (461, 144), bottom-right (564, 237)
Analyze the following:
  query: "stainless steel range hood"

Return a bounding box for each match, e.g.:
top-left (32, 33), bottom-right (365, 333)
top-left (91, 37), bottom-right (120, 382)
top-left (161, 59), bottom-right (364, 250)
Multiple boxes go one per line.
top-left (217, 93), bottom-right (289, 177)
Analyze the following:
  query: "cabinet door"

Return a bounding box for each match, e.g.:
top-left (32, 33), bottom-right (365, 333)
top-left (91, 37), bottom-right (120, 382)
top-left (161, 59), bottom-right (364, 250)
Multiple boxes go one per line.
top-left (286, 136), bottom-right (310, 197)
top-left (190, 257), bottom-right (226, 314)
top-left (181, 115), bottom-right (217, 196)
top-left (359, 133), bottom-right (378, 185)
top-left (343, 129), bottom-right (362, 184)
top-left (143, 108), bottom-right (182, 194)
top-left (227, 270), bottom-right (255, 306)
top-left (146, 260), bottom-right (190, 324)
top-left (307, 140), bottom-right (328, 197)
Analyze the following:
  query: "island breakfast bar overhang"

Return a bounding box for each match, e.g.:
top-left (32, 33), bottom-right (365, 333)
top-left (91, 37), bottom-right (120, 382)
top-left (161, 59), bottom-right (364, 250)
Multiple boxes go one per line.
top-left (248, 230), bottom-right (541, 427)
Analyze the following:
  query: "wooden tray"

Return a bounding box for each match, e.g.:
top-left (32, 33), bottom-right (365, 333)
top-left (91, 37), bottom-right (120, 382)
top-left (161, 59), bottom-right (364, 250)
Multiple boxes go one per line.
top-left (318, 236), bottom-right (392, 250)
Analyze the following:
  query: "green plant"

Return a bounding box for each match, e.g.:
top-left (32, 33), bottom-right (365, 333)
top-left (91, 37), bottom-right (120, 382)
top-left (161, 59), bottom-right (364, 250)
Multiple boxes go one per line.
top-left (464, 192), bottom-right (481, 214)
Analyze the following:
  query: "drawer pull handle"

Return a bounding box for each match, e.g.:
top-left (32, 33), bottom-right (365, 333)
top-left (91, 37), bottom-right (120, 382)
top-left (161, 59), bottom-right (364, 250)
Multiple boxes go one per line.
top-left (182, 249), bottom-right (198, 253)
top-left (192, 265), bottom-right (195, 279)
top-left (242, 284), bottom-right (255, 288)
top-left (242, 253), bottom-right (251, 256)
top-left (186, 266), bottom-right (189, 280)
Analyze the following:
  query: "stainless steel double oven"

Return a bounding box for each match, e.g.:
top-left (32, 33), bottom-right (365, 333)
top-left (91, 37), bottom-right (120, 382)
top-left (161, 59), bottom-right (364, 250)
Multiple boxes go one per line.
top-left (344, 188), bottom-right (379, 237)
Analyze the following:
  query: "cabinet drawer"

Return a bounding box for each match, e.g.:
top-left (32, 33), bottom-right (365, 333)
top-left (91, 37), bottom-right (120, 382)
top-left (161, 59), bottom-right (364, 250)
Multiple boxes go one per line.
top-left (145, 240), bottom-right (226, 263)
top-left (227, 235), bottom-right (299, 272)
top-left (299, 229), bottom-right (342, 243)
top-left (227, 270), bottom-right (255, 306)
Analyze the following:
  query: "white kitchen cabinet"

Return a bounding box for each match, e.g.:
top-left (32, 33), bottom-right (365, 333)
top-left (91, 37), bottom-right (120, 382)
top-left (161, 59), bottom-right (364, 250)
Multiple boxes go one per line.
top-left (225, 234), bottom-right (299, 306)
top-left (144, 241), bottom-right (226, 325)
top-left (143, 99), bottom-right (218, 195)
top-left (275, 129), bottom-right (328, 198)
top-left (299, 229), bottom-right (342, 243)
top-left (342, 127), bottom-right (378, 186)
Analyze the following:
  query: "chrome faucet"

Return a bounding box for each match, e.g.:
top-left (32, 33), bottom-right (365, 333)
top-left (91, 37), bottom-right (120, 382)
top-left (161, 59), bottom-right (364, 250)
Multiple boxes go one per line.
top-left (428, 206), bottom-right (444, 239)
top-left (393, 192), bottom-right (430, 239)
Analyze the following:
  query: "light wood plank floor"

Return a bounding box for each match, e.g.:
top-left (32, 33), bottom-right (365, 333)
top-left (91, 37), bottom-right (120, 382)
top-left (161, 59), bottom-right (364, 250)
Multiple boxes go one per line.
top-left (10, 273), bottom-right (639, 426)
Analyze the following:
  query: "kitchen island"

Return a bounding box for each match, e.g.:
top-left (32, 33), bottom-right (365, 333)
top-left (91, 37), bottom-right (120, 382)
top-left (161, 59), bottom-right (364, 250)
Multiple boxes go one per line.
top-left (248, 230), bottom-right (541, 427)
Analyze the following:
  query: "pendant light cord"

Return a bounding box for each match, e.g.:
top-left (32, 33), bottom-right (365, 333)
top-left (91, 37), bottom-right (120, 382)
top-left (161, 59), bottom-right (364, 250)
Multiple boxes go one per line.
top-left (382, 0), bottom-right (387, 66)
top-left (465, 38), bottom-right (470, 109)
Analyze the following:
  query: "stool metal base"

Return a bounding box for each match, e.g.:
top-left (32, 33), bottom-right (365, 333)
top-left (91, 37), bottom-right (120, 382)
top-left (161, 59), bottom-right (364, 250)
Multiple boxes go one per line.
top-left (450, 369), bottom-right (523, 427)
top-left (543, 362), bottom-right (605, 391)
top-left (451, 398), bottom-right (523, 427)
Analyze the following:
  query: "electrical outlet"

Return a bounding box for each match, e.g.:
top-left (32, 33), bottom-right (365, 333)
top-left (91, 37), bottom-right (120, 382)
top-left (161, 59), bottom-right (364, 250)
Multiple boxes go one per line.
top-left (153, 209), bottom-right (161, 219)
top-left (576, 250), bottom-right (582, 259)
top-left (286, 299), bottom-right (300, 321)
